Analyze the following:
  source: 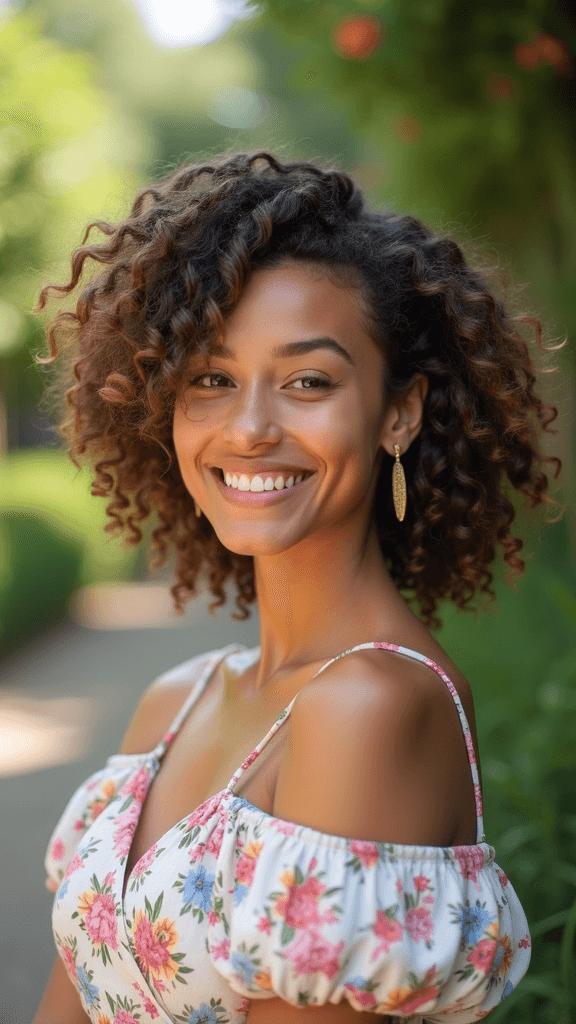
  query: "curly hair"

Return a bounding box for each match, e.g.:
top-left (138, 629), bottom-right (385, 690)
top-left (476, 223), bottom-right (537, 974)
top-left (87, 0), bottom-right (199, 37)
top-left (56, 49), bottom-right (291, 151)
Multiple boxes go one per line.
top-left (34, 149), bottom-right (564, 629)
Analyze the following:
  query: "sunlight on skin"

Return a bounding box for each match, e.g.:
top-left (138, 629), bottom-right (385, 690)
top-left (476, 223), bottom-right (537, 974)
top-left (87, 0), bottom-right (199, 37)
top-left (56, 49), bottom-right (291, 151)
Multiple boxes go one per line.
top-left (0, 698), bottom-right (93, 777)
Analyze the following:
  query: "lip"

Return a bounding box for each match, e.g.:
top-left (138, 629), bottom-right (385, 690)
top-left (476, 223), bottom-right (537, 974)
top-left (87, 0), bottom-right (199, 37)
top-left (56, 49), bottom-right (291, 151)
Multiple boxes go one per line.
top-left (209, 467), bottom-right (315, 505)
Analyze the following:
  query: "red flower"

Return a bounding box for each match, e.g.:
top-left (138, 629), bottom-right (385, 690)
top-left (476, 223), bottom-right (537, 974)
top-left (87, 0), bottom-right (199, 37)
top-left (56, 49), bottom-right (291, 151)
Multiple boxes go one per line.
top-left (333, 16), bottom-right (383, 61)
top-left (467, 939), bottom-right (498, 973)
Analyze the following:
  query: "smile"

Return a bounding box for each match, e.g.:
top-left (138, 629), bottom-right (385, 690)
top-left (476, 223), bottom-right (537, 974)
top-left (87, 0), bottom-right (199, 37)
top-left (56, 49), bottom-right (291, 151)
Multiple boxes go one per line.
top-left (210, 467), bottom-right (315, 505)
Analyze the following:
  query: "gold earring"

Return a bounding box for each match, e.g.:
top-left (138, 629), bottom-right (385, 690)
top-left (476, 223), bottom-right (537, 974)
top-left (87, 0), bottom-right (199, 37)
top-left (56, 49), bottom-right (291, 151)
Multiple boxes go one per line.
top-left (392, 444), bottom-right (406, 521)
top-left (194, 499), bottom-right (202, 518)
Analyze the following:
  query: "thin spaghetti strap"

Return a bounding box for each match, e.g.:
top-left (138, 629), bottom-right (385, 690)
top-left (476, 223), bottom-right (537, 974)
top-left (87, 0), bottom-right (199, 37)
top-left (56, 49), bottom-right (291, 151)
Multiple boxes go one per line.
top-left (151, 644), bottom-right (246, 761)
top-left (227, 640), bottom-right (485, 845)
top-left (313, 640), bottom-right (485, 844)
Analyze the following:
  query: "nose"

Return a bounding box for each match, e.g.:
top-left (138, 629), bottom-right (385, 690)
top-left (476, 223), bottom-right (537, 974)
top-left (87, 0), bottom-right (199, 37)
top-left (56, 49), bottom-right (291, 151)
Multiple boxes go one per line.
top-left (220, 379), bottom-right (282, 450)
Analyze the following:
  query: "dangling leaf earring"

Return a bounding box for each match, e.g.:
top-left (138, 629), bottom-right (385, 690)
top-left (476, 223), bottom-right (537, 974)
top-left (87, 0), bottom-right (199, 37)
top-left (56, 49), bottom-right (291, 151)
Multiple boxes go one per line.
top-left (392, 444), bottom-right (407, 521)
top-left (194, 499), bottom-right (202, 518)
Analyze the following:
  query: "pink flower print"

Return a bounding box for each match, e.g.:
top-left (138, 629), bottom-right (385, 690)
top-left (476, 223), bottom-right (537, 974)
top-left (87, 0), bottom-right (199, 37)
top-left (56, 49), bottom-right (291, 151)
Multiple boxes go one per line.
top-left (413, 874), bottom-right (430, 891)
top-left (132, 844), bottom-right (157, 879)
top-left (113, 1011), bottom-right (138, 1024)
top-left (350, 840), bottom-right (380, 868)
top-left (122, 765), bottom-right (149, 805)
top-left (343, 982), bottom-right (378, 1009)
top-left (474, 783), bottom-right (483, 819)
top-left (103, 871), bottom-right (116, 888)
top-left (205, 818), bottom-right (226, 858)
top-left (275, 876), bottom-right (326, 929)
top-left (189, 844), bottom-right (205, 862)
top-left (239, 749), bottom-right (259, 774)
top-left (210, 938), bottom-right (231, 960)
top-left (61, 943), bottom-right (76, 978)
top-left (396, 878), bottom-right (403, 896)
top-left (207, 909), bottom-right (219, 926)
top-left (405, 906), bottom-right (433, 943)
top-left (257, 915), bottom-right (272, 934)
top-left (465, 731), bottom-right (476, 764)
top-left (64, 852), bottom-right (84, 880)
top-left (272, 819), bottom-right (297, 836)
top-left (236, 853), bottom-right (257, 887)
top-left (132, 981), bottom-right (160, 1019)
top-left (467, 939), bottom-right (497, 973)
top-left (372, 910), bottom-right (404, 958)
top-left (152, 977), bottom-right (166, 992)
top-left (73, 818), bottom-right (85, 832)
top-left (240, 997), bottom-right (251, 1012)
top-left (518, 935), bottom-right (530, 949)
top-left (86, 777), bottom-right (99, 792)
top-left (497, 868), bottom-right (509, 888)
top-left (113, 802), bottom-right (140, 858)
top-left (423, 894), bottom-right (435, 904)
top-left (187, 791), bottom-right (222, 831)
top-left (284, 927), bottom-right (346, 979)
top-left (453, 845), bottom-right (485, 888)
top-left (84, 893), bottom-right (119, 950)
top-left (51, 838), bottom-right (65, 860)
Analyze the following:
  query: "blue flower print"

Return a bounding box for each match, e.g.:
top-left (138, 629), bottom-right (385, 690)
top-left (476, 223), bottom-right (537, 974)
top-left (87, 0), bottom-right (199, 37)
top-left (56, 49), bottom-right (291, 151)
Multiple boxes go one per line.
top-left (491, 942), bottom-right (505, 973)
top-left (459, 901), bottom-right (493, 944)
top-left (183, 864), bottom-right (215, 912)
top-left (231, 949), bottom-right (256, 987)
top-left (187, 1004), bottom-right (219, 1024)
top-left (501, 980), bottom-right (514, 1001)
top-left (232, 882), bottom-right (248, 906)
top-left (76, 964), bottom-right (99, 1007)
top-left (56, 878), bottom-right (70, 900)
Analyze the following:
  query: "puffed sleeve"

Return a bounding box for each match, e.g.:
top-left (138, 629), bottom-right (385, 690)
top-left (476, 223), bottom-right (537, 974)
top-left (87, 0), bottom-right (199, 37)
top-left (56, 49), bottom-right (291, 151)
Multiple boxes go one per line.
top-left (44, 759), bottom-right (133, 892)
top-left (207, 800), bottom-right (531, 1021)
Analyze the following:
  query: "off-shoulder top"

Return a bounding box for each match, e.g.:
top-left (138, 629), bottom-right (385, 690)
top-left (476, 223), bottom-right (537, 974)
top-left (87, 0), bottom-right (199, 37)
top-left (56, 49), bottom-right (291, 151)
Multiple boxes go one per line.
top-left (44, 641), bottom-right (531, 1023)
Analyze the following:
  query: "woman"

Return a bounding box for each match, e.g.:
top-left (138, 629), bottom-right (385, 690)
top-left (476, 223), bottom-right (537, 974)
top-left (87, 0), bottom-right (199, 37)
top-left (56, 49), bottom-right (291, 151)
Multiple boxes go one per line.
top-left (33, 151), bottom-right (561, 1024)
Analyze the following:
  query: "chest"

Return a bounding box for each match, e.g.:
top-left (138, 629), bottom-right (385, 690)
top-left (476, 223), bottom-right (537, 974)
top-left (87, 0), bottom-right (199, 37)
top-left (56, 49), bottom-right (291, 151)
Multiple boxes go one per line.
top-left (124, 664), bottom-right (296, 887)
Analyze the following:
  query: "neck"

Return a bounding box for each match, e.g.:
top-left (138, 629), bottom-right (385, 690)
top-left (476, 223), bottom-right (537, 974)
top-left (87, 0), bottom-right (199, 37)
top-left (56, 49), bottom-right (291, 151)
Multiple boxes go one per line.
top-left (249, 516), bottom-right (406, 692)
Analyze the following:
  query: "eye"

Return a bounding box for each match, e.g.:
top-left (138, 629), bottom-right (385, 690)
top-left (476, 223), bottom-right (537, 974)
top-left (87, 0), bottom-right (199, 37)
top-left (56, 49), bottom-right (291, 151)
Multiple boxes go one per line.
top-left (286, 376), bottom-right (333, 390)
top-left (187, 373), bottom-right (231, 389)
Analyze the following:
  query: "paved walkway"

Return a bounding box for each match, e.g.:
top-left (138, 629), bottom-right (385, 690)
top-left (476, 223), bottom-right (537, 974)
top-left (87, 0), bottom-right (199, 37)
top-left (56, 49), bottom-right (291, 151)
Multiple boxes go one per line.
top-left (0, 601), bottom-right (259, 1023)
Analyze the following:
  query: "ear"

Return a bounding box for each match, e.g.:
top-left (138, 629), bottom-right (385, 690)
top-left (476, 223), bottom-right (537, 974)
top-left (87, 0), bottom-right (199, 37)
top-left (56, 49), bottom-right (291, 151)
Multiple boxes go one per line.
top-left (378, 374), bottom-right (429, 457)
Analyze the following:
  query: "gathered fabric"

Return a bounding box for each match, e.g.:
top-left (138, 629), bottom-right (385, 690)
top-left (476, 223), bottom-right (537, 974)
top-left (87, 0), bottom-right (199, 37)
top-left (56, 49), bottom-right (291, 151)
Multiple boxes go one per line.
top-left (45, 642), bottom-right (530, 1023)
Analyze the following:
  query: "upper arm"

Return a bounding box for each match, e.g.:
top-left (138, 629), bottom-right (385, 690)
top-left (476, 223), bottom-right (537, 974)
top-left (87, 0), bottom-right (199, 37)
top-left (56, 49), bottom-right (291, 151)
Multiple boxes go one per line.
top-left (32, 954), bottom-right (89, 1024)
top-left (272, 652), bottom-right (464, 847)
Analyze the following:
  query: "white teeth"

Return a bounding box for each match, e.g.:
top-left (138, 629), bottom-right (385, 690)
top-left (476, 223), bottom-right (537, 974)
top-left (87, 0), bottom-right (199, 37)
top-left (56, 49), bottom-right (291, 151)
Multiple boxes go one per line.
top-left (222, 470), bottom-right (308, 492)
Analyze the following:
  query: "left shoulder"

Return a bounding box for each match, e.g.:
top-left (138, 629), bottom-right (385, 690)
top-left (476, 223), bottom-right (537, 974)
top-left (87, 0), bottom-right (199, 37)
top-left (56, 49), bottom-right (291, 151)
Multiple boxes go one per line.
top-left (272, 647), bottom-right (465, 846)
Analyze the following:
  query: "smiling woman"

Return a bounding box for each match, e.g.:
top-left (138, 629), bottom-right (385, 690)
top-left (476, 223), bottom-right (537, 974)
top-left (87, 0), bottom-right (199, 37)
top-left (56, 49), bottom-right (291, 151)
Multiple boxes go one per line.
top-left (31, 150), bottom-right (562, 1024)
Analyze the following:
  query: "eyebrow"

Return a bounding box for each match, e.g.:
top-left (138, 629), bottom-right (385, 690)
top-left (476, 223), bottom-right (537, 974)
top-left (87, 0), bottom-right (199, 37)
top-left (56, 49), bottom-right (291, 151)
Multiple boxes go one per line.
top-left (209, 337), bottom-right (355, 366)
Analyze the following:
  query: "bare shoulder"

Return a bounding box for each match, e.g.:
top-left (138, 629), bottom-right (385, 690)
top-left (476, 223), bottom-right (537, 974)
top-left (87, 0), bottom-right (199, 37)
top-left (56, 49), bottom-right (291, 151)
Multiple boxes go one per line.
top-left (272, 647), bottom-right (473, 846)
top-left (119, 650), bottom-right (215, 756)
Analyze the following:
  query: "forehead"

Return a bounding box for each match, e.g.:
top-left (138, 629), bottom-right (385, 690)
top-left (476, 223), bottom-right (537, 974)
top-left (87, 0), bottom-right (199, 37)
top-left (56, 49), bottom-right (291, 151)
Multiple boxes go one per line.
top-left (216, 262), bottom-right (372, 353)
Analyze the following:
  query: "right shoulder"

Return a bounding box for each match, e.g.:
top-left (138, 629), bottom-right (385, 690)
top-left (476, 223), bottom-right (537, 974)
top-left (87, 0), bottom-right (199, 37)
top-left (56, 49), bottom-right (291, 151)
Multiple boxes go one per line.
top-left (119, 648), bottom-right (219, 755)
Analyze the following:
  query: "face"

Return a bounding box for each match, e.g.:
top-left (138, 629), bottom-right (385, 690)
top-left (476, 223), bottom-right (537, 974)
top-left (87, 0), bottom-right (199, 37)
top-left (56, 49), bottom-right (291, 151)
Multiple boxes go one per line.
top-left (173, 261), bottom-right (407, 557)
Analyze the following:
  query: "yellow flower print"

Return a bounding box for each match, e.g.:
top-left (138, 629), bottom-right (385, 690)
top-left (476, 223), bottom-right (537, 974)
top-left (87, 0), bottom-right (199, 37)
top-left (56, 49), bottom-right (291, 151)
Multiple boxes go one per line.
top-left (133, 909), bottom-right (180, 983)
top-left (279, 869), bottom-right (295, 888)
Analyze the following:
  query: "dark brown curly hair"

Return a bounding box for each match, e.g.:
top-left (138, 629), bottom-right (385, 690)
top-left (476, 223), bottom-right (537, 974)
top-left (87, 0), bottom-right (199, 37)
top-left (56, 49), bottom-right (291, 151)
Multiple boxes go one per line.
top-left (34, 150), bottom-right (564, 629)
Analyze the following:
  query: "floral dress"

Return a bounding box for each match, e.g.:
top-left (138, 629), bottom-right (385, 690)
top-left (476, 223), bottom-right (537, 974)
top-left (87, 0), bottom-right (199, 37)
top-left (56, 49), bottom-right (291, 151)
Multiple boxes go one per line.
top-left (44, 641), bottom-right (531, 1024)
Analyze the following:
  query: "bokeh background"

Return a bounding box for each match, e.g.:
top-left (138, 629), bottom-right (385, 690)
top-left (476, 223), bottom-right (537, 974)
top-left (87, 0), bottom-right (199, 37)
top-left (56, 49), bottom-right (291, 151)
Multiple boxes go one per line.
top-left (1, 0), bottom-right (575, 1021)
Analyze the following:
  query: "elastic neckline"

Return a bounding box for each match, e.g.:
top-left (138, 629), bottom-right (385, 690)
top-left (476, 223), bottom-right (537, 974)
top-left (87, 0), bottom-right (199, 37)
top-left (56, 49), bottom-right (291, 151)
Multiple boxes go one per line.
top-left (153, 640), bottom-right (485, 845)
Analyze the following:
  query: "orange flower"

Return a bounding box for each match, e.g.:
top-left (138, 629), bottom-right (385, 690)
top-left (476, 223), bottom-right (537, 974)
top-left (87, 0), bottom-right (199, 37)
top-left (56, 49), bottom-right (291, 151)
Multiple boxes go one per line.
top-left (132, 909), bottom-right (180, 982)
top-left (102, 779), bottom-right (116, 800)
top-left (96, 1016), bottom-right (112, 1024)
top-left (278, 869), bottom-right (295, 888)
top-left (244, 840), bottom-right (263, 859)
top-left (253, 969), bottom-right (273, 990)
top-left (77, 889), bottom-right (97, 914)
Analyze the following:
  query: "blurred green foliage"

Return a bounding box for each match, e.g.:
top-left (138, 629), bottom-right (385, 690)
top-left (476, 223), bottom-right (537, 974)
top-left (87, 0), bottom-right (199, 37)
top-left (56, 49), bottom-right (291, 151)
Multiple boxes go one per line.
top-left (0, 449), bottom-right (139, 656)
